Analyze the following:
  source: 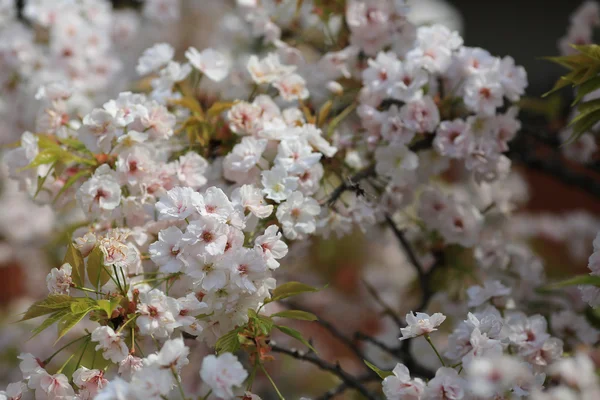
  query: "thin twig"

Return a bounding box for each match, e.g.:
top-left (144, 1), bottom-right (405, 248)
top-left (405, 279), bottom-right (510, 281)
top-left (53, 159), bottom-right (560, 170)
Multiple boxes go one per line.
top-left (384, 215), bottom-right (427, 290)
top-left (270, 344), bottom-right (378, 400)
top-left (361, 279), bottom-right (405, 328)
top-left (284, 301), bottom-right (368, 364)
top-left (315, 375), bottom-right (379, 400)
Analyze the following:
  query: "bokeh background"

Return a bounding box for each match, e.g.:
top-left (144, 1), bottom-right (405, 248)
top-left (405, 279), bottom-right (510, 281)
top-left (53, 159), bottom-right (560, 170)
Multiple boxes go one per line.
top-left (0, 0), bottom-right (599, 398)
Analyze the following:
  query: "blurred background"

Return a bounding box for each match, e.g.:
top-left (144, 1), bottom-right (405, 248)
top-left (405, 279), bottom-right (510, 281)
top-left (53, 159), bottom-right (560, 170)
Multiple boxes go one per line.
top-left (1, 0), bottom-right (599, 398)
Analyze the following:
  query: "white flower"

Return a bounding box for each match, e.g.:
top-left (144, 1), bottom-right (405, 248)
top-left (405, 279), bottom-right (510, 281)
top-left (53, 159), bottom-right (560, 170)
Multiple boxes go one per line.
top-left (261, 166), bottom-right (299, 203)
top-left (152, 61), bottom-right (192, 94)
top-left (156, 187), bottom-right (202, 221)
top-left (118, 355), bottom-right (143, 380)
top-left (224, 247), bottom-right (268, 292)
top-left (382, 363), bottom-right (425, 400)
top-left (196, 187), bottom-right (237, 224)
top-left (437, 202), bottom-right (484, 248)
top-left (73, 366), bottom-right (108, 399)
top-left (375, 143), bottom-right (419, 183)
top-left (143, 0), bottom-right (180, 23)
top-left (80, 108), bottom-right (120, 153)
top-left (46, 263), bottom-right (73, 294)
top-left (28, 371), bottom-right (75, 400)
top-left (149, 226), bottom-right (187, 273)
top-left (139, 102), bottom-right (176, 140)
top-left (499, 56), bottom-right (527, 102)
top-left (466, 280), bottom-right (511, 308)
top-left (254, 225), bottom-right (288, 269)
top-left (95, 377), bottom-right (131, 400)
top-left (136, 288), bottom-right (181, 338)
top-left (406, 25), bottom-right (463, 74)
top-left (92, 326), bottom-right (129, 363)
top-left (200, 353), bottom-right (248, 400)
top-left (276, 191), bottom-right (320, 240)
top-left (223, 137), bottom-right (268, 183)
top-left (467, 355), bottom-right (531, 398)
top-left (275, 138), bottom-right (322, 175)
top-left (175, 293), bottom-right (208, 334)
top-left (247, 53), bottom-right (295, 84)
top-left (137, 44), bottom-right (175, 75)
top-left (176, 152), bottom-right (209, 189)
top-left (146, 337), bottom-right (189, 371)
top-left (0, 382), bottom-right (25, 400)
top-left (399, 95), bottom-right (440, 133)
top-left (551, 310), bottom-right (600, 346)
top-left (295, 124), bottom-right (338, 158)
top-left (186, 253), bottom-right (228, 291)
top-left (400, 312), bottom-right (446, 340)
top-left (185, 216), bottom-right (229, 256)
top-left (273, 73), bottom-right (309, 101)
top-left (18, 353), bottom-right (44, 380)
top-left (76, 164), bottom-right (122, 217)
top-left (129, 365), bottom-right (173, 399)
top-left (463, 70), bottom-right (504, 116)
top-left (422, 367), bottom-right (466, 400)
top-left (185, 47), bottom-right (230, 82)
top-left (434, 119), bottom-right (473, 159)
top-left (232, 185), bottom-right (273, 219)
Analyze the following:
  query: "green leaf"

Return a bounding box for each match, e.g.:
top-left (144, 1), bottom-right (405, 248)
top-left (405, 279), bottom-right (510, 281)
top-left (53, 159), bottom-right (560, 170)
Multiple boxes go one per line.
top-left (87, 246), bottom-right (110, 289)
top-left (576, 98), bottom-right (600, 115)
top-left (573, 76), bottom-right (600, 105)
top-left (275, 325), bottom-right (317, 353)
top-left (207, 101), bottom-right (235, 119)
top-left (568, 109), bottom-right (600, 143)
top-left (364, 360), bottom-right (393, 379)
top-left (21, 295), bottom-right (75, 321)
top-left (70, 298), bottom-right (99, 314)
top-left (255, 315), bottom-right (274, 335)
top-left (541, 274), bottom-right (600, 291)
top-left (30, 310), bottom-right (70, 339)
top-left (64, 241), bottom-right (86, 287)
top-left (272, 310), bottom-right (318, 321)
top-left (56, 312), bottom-right (90, 343)
top-left (97, 296), bottom-right (123, 317)
top-left (269, 282), bottom-right (321, 303)
top-left (26, 149), bottom-right (61, 169)
top-left (57, 137), bottom-right (89, 152)
top-left (215, 327), bottom-right (242, 355)
top-left (572, 44), bottom-right (600, 61)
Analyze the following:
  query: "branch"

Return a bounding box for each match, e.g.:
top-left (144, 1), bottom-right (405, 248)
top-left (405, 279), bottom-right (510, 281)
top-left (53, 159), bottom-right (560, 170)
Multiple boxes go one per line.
top-left (284, 301), bottom-right (369, 364)
top-left (384, 214), bottom-right (427, 293)
top-left (325, 165), bottom-right (375, 206)
top-left (361, 279), bottom-right (405, 328)
top-left (315, 375), bottom-right (379, 400)
top-left (508, 145), bottom-right (600, 198)
top-left (270, 344), bottom-right (379, 400)
top-left (325, 135), bottom-right (434, 207)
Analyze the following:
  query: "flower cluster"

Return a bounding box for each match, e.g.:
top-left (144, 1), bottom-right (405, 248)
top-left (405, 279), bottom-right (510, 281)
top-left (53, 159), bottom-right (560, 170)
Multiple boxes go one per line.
top-left (1, 1), bottom-right (599, 400)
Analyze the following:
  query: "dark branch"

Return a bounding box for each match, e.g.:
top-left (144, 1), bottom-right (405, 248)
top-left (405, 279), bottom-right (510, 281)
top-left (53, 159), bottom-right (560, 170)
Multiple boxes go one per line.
top-left (270, 344), bottom-right (379, 400)
top-left (362, 279), bottom-right (405, 328)
top-left (325, 165), bottom-right (375, 206)
top-left (315, 375), bottom-right (379, 400)
top-left (384, 214), bottom-right (428, 293)
top-left (284, 301), bottom-right (370, 364)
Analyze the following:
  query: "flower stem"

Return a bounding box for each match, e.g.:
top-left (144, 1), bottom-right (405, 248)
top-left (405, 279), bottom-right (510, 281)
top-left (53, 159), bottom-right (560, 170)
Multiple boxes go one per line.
top-left (43, 333), bottom-right (91, 365)
top-left (117, 314), bottom-right (139, 333)
top-left (260, 363), bottom-right (285, 400)
top-left (200, 389), bottom-right (212, 400)
top-left (171, 366), bottom-right (187, 400)
top-left (425, 334), bottom-right (446, 367)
